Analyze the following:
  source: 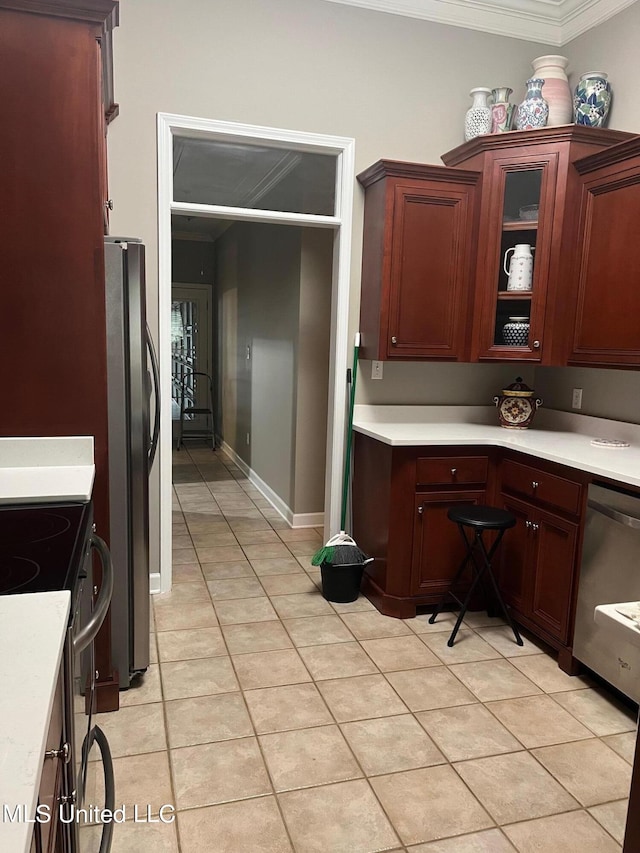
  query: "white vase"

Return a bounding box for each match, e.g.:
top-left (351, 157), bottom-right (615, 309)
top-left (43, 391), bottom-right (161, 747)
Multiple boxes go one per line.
top-left (531, 55), bottom-right (572, 126)
top-left (464, 88), bottom-right (492, 142)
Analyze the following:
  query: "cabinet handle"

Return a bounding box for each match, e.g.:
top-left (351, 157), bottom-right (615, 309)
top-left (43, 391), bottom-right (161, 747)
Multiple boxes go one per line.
top-left (45, 742), bottom-right (71, 764)
top-left (418, 505), bottom-right (423, 515)
top-left (532, 522), bottom-right (539, 533)
top-left (532, 481), bottom-right (539, 490)
top-left (391, 336), bottom-right (397, 345)
top-left (450, 468), bottom-right (457, 477)
top-left (532, 340), bottom-right (541, 349)
top-left (525, 520), bottom-right (532, 529)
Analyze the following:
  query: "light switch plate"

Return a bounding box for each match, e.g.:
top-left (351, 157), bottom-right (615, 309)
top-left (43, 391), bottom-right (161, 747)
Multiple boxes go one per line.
top-left (371, 361), bottom-right (383, 380)
top-left (572, 388), bottom-right (583, 409)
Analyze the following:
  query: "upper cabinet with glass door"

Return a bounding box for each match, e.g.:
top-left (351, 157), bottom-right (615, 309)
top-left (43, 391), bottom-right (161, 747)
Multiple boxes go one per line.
top-left (442, 127), bottom-right (633, 365)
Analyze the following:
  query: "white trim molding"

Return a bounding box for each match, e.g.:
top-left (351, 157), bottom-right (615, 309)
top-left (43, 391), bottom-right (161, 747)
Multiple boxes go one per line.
top-left (221, 442), bottom-right (325, 529)
top-left (319, 0), bottom-right (637, 45)
top-left (157, 113), bottom-right (353, 591)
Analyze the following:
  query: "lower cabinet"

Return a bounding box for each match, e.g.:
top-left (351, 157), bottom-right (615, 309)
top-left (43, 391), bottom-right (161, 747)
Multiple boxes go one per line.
top-left (498, 494), bottom-right (579, 644)
top-left (353, 435), bottom-right (586, 651)
top-left (411, 490), bottom-right (486, 596)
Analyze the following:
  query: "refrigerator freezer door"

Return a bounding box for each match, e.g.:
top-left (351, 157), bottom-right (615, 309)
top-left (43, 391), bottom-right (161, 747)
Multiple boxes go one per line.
top-left (104, 240), bottom-right (150, 687)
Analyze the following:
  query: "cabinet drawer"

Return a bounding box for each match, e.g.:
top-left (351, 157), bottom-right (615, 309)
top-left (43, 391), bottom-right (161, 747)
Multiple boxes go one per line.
top-left (501, 459), bottom-right (581, 515)
top-left (416, 456), bottom-right (488, 487)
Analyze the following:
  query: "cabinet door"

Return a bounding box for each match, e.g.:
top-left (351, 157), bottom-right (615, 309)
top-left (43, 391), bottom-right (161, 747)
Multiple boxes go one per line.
top-left (496, 495), bottom-right (534, 617)
top-left (473, 153), bottom-right (559, 362)
top-left (530, 509), bottom-right (578, 643)
top-left (411, 490), bottom-right (485, 597)
top-left (387, 179), bottom-right (476, 360)
top-left (570, 150), bottom-right (640, 365)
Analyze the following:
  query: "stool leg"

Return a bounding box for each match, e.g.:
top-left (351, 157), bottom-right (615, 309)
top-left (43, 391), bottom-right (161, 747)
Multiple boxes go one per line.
top-left (477, 533), bottom-right (524, 646)
top-left (429, 526), bottom-right (473, 625)
top-left (446, 530), bottom-right (485, 647)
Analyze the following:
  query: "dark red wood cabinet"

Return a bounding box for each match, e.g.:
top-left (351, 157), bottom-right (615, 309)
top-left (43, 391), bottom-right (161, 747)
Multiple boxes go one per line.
top-left (567, 136), bottom-right (640, 367)
top-left (353, 437), bottom-right (586, 654)
top-left (352, 437), bottom-right (493, 618)
top-left (442, 127), bottom-right (632, 365)
top-left (357, 161), bottom-right (480, 361)
top-left (0, 0), bottom-right (120, 711)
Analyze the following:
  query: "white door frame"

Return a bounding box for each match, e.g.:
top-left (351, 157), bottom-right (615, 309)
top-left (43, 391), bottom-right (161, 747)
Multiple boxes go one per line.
top-left (157, 113), bottom-right (355, 593)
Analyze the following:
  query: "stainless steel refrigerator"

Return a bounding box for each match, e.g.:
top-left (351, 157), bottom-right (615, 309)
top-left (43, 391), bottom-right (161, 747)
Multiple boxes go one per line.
top-left (104, 237), bottom-right (160, 689)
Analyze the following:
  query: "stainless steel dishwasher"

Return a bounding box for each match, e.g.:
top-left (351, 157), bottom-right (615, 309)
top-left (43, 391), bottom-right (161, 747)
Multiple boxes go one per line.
top-left (574, 482), bottom-right (640, 704)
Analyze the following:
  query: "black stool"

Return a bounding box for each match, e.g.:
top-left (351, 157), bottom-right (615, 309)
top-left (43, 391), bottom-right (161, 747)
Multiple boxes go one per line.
top-left (429, 505), bottom-right (524, 648)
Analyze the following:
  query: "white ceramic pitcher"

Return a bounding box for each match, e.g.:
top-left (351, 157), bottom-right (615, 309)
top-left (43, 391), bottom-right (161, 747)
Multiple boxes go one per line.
top-left (504, 244), bottom-right (535, 292)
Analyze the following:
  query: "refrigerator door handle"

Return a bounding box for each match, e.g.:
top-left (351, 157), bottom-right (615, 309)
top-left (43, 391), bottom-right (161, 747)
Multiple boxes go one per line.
top-left (146, 323), bottom-right (160, 469)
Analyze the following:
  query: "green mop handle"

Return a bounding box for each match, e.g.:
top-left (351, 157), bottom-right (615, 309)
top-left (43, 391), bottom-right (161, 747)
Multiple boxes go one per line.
top-left (341, 334), bottom-right (360, 532)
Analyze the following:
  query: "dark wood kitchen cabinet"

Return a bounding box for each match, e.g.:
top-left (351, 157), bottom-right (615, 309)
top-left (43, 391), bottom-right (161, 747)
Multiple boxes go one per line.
top-left (357, 161), bottom-right (480, 361)
top-left (442, 126), bottom-right (633, 365)
top-left (352, 435), bottom-right (492, 617)
top-left (566, 136), bottom-right (640, 367)
top-left (0, 0), bottom-right (120, 711)
top-left (32, 669), bottom-right (66, 853)
top-left (497, 456), bottom-right (586, 647)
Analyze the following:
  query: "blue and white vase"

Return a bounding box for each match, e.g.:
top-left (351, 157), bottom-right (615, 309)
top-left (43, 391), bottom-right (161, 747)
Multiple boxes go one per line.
top-left (574, 72), bottom-right (612, 127)
top-left (515, 78), bottom-right (549, 131)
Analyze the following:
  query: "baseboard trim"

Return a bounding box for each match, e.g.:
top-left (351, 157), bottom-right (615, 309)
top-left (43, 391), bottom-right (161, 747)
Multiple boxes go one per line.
top-left (292, 511), bottom-right (324, 528)
top-left (150, 572), bottom-right (162, 595)
top-left (220, 441), bottom-right (324, 529)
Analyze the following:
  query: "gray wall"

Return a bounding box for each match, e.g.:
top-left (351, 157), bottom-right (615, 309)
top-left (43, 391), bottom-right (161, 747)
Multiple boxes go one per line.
top-left (294, 229), bottom-right (333, 514)
top-left (215, 223), bottom-right (333, 514)
top-left (216, 223), bottom-right (301, 507)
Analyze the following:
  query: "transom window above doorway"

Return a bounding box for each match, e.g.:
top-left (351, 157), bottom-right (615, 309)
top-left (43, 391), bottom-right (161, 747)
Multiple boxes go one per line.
top-left (172, 137), bottom-right (338, 216)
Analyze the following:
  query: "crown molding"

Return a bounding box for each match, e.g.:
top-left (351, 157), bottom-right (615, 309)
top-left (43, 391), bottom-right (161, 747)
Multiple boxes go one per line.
top-left (319, 0), bottom-right (636, 45)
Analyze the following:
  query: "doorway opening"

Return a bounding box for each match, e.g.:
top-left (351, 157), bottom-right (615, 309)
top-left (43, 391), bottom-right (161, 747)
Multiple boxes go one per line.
top-left (157, 115), bottom-right (355, 592)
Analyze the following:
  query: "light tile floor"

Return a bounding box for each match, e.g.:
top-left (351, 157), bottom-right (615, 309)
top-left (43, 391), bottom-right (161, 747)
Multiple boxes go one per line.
top-left (94, 447), bottom-right (637, 852)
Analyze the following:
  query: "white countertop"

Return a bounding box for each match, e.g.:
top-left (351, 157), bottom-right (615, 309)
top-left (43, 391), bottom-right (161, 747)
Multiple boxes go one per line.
top-left (0, 592), bottom-right (71, 853)
top-left (353, 406), bottom-right (640, 489)
top-left (595, 603), bottom-right (640, 645)
top-left (0, 437), bottom-right (94, 504)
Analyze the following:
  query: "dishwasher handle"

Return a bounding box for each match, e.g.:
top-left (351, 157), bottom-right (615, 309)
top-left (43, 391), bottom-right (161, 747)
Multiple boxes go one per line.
top-left (588, 498), bottom-right (640, 531)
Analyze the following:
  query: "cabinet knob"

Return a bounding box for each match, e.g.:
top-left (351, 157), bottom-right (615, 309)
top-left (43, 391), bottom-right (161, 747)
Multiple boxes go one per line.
top-left (46, 742), bottom-right (71, 764)
top-left (450, 468), bottom-right (457, 477)
top-left (532, 340), bottom-right (541, 349)
top-left (532, 522), bottom-right (539, 533)
top-left (525, 520), bottom-right (532, 529)
top-left (532, 481), bottom-right (539, 490)
top-left (105, 198), bottom-right (114, 211)
top-left (418, 505), bottom-right (423, 515)
top-left (391, 336), bottom-right (397, 345)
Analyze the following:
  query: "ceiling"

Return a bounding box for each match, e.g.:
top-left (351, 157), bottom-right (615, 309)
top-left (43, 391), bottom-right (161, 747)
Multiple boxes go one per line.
top-left (319, 0), bottom-right (637, 45)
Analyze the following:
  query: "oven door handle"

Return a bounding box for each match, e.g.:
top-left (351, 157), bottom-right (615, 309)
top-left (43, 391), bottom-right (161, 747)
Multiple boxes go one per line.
top-left (73, 534), bottom-right (114, 656)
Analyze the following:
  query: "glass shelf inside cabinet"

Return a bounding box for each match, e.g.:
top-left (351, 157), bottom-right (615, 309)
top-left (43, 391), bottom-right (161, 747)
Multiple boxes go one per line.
top-left (494, 168), bottom-right (542, 348)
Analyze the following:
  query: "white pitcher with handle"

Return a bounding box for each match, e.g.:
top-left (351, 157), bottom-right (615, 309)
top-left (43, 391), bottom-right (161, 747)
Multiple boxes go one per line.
top-left (504, 244), bottom-right (535, 292)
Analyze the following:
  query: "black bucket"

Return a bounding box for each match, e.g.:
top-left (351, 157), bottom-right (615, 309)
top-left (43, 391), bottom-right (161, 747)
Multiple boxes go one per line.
top-left (320, 561), bottom-right (364, 603)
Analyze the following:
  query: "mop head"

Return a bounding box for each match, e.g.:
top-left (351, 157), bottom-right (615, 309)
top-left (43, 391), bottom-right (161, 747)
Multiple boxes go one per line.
top-left (311, 532), bottom-right (372, 567)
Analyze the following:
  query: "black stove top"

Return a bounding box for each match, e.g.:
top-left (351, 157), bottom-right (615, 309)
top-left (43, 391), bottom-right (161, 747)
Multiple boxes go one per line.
top-left (0, 502), bottom-right (92, 595)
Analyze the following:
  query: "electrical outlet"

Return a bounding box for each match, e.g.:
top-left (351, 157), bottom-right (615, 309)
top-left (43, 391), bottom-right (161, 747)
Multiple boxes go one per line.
top-left (371, 361), bottom-right (384, 380)
top-left (572, 388), bottom-right (583, 409)
top-left (246, 432), bottom-right (250, 445)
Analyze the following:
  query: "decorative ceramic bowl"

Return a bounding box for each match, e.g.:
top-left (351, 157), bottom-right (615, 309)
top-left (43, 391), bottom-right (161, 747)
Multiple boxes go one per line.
top-left (502, 317), bottom-right (530, 346)
top-left (493, 377), bottom-right (542, 430)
